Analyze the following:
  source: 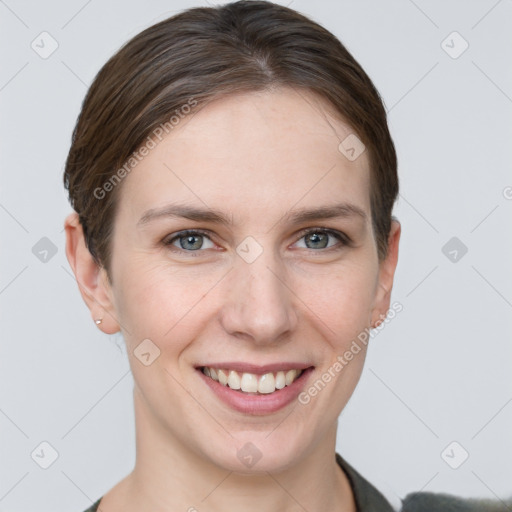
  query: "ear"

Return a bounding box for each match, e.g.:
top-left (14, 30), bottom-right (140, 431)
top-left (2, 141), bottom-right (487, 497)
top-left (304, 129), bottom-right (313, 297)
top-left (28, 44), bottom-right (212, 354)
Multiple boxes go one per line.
top-left (370, 219), bottom-right (401, 328)
top-left (64, 212), bottom-right (120, 334)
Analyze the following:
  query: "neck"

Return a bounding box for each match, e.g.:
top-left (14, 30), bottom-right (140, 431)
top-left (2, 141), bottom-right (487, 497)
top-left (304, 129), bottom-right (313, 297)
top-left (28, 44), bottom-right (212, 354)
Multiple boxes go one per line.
top-left (116, 386), bottom-right (356, 512)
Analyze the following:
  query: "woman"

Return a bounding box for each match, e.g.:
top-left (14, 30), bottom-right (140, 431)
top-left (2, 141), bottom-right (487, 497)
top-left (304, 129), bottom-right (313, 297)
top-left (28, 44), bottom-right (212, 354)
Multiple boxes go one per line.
top-left (63, 2), bottom-right (505, 510)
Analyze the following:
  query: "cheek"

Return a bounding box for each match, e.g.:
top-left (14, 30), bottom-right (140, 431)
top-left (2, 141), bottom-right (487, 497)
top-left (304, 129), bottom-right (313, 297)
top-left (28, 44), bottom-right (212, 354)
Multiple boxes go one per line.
top-left (112, 258), bottom-right (224, 347)
top-left (112, 245), bottom-right (379, 355)
top-left (294, 258), bottom-right (378, 326)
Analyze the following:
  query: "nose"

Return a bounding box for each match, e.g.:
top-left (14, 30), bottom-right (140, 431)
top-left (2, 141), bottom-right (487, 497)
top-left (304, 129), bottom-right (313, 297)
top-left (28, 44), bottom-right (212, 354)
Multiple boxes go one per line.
top-left (219, 249), bottom-right (298, 346)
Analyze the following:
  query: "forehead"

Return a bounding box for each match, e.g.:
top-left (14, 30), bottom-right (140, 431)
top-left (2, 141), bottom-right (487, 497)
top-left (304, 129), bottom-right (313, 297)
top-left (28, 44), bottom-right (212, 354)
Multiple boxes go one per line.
top-left (116, 87), bottom-right (371, 225)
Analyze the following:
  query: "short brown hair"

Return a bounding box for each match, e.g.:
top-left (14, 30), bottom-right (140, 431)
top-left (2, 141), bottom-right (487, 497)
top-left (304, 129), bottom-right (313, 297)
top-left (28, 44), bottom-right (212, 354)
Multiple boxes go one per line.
top-left (63, 0), bottom-right (398, 277)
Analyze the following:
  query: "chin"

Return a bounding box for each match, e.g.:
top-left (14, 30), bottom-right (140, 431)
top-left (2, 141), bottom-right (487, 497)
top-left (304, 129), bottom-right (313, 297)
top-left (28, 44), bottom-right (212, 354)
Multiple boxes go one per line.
top-left (197, 427), bottom-right (311, 474)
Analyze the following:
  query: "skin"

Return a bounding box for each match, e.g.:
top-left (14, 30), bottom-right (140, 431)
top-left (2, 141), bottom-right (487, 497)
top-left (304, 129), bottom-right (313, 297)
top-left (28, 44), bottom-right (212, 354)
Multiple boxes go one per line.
top-left (65, 86), bottom-right (400, 512)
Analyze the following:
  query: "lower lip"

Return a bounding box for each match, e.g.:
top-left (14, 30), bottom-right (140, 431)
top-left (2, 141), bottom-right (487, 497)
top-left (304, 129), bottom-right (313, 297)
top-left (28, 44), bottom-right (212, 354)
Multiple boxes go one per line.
top-left (197, 367), bottom-right (314, 415)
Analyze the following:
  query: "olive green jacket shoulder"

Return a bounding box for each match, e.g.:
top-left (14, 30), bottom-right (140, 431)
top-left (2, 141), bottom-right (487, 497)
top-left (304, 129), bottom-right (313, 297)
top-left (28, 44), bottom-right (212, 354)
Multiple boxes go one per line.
top-left (81, 453), bottom-right (510, 511)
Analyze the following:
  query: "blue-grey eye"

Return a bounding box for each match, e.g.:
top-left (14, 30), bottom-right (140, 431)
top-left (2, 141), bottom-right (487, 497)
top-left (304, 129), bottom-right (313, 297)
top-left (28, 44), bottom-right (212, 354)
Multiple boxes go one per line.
top-left (168, 231), bottom-right (215, 251)
top-left (295, 230), bottom-right (343, 250)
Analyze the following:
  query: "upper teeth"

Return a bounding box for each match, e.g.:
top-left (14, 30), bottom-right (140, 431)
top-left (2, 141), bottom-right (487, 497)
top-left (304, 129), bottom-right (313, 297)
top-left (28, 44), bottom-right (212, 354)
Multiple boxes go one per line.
top-left (202, 367), bottom-right (303, 394)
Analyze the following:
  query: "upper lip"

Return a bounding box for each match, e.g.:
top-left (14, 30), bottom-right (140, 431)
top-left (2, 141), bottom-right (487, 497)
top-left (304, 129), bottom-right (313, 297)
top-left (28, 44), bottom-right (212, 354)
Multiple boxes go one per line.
top-left (196, 362), bottom-right (314, 375)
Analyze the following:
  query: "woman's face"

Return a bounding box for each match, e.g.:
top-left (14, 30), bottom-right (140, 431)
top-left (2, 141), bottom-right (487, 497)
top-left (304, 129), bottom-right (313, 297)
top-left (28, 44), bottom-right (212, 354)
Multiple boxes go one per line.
top-left (93, 87), bottom-right (399, 472)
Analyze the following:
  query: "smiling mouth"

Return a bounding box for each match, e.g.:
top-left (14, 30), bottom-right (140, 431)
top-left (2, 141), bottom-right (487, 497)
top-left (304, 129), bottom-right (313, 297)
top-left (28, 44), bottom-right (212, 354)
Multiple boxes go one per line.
top-left (199, 366), bottom-right (311, 395)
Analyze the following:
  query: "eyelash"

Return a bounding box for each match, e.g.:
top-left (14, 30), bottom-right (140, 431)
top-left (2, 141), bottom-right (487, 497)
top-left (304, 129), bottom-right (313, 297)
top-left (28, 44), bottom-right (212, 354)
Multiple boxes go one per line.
top-left (163, 228), bottom-right (351, 255)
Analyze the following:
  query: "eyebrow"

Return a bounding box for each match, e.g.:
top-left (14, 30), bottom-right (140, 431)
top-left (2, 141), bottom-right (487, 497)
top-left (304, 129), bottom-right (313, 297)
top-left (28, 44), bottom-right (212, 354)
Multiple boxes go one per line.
top-left (137, 202), bottom-right (367, 228)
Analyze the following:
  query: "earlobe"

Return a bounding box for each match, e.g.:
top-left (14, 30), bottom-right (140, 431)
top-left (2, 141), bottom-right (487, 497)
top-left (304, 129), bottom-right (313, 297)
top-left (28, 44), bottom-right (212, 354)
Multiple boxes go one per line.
top-left (370, 220), bottom-right (401, 328)
top-left (64, 212), bottom-right (120, 334)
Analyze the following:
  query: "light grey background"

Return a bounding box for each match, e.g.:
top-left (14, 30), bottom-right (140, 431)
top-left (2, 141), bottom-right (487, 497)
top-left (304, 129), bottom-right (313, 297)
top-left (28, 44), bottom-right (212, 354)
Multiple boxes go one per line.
top-left (1, 0), bottom-right (511, 510)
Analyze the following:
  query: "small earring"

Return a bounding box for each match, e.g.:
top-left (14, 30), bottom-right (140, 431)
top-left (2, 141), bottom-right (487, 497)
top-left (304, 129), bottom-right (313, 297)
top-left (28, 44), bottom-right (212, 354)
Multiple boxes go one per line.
top-left (95, 318), bottom-right (103, 325)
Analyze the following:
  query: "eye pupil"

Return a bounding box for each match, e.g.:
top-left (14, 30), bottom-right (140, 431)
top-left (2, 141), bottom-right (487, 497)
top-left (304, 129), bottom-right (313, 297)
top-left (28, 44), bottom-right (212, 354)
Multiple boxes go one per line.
top-left (169, 229), bottom-right (341, 253)
top-left (180, 234), bottom-right (203, 250)
top-left (305, 232), bottom-right (328, 249)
